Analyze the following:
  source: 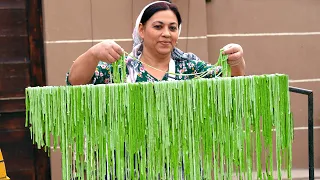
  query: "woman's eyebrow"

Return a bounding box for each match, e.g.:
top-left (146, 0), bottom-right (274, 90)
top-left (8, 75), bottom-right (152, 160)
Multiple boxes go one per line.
top-left (152, 21), bottom-right (178, 25)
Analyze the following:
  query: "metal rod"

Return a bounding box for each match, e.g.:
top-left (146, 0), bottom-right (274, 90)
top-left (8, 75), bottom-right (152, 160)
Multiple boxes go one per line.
top-left (308, 92), bottom-right (314, 180)
top-left (289, 86), bottom-right (314, 180)
top-left (289, 86), bottom-right (312, 95)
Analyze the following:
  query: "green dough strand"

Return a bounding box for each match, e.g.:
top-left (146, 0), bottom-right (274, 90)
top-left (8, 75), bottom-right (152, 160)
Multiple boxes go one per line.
top-left (112, 53), bottom-right (126, 83)
top-left (215, 49), bottom-right (231, 77)
top-left (25, 73), bottom-right (294, 180)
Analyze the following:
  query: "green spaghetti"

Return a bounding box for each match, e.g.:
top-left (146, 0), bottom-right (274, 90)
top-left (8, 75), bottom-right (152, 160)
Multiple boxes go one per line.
top-left (111, 53), bottom-right (126, 83)
top-left (24, 48), bottom-right (292, 180)
top-left (25, 72), bottom-right (293, 180)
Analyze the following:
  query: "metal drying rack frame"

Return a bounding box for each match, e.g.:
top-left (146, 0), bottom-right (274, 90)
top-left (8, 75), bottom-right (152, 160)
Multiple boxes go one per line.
top-left (289, 86), bottom-right (314, 180)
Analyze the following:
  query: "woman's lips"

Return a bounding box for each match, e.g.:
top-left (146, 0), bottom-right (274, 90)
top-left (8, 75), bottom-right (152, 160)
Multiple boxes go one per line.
top-left (159, 41), bottom-right (171, 46)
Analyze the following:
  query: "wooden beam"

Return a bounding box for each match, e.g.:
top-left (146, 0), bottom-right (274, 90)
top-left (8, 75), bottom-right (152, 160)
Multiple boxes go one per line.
top-left (26, 0), bottom-right (51, 179)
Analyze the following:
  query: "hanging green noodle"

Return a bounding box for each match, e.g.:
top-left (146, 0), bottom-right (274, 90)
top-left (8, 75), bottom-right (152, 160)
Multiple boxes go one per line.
top-left (215, 49), bottom-right (231, 77)
top-left (111, 53), bottom-right (126, 83)
top-left (25, 49), bottom-right (293, 180)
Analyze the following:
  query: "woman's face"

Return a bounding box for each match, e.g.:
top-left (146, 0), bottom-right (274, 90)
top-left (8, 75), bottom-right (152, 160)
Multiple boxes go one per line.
top-left (139, 10), bottom-right (179, 56)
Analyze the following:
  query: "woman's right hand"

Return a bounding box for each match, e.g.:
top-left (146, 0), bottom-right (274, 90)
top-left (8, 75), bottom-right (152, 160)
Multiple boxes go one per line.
top-left (89, 40), bottom-right (124, 64)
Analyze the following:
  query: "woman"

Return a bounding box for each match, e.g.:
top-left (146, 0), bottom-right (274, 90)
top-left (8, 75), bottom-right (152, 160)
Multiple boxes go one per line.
top-left (66, 1), bottom-right (245, 85)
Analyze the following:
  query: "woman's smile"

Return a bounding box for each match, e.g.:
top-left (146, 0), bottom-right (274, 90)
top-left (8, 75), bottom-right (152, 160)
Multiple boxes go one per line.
top-left (158, 41), bottom-right (171, 46)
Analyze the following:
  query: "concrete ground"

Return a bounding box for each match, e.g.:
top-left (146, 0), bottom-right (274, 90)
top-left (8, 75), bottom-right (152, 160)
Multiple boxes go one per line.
top-left (230, 169), bottom-right (320, 180)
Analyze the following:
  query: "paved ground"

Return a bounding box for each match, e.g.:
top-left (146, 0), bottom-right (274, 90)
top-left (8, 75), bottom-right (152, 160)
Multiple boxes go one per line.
top-left (230, 169), bottom-right (320, 180)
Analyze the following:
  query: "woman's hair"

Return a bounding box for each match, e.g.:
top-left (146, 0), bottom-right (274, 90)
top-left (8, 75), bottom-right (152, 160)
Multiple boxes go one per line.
top-left (140, 2), bottom-right (182, 26)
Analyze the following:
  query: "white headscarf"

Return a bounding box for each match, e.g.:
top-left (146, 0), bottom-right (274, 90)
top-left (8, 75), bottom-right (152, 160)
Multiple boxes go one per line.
top-left (131, 1), bottom-right (182, 52)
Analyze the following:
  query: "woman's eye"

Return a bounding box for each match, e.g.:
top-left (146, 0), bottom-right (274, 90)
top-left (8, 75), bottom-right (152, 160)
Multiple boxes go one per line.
top-left (154, 25), bottom-right (162, 29)
top-left (170, 26), bottom-right (177, 31)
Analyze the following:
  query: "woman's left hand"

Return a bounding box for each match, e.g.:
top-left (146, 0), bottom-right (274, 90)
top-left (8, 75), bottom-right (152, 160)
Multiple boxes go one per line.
top-left (222, 43), bottom-right (246, 76)
top-left (222, 43), bottom-right (244, 66)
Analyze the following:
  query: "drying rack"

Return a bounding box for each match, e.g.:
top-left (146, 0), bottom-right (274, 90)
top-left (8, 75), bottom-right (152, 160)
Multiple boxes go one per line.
top-left (289, 86), bottom-right (314, 180)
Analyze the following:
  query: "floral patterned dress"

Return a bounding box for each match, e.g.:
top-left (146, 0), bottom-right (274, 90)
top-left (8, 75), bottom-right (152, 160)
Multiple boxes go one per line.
top-left (66, 48), bottom-right (222, 85)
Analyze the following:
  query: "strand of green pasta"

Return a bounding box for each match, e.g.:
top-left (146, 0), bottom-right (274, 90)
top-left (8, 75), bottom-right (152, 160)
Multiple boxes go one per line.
top-left (202, 79), bottom-right (211, 179)
top-left (25, 74), bottom-right (294, 180)
top-left (215, 48), bottom-right (231, 77)
top-left (112, 53), bottom-right (126, 83)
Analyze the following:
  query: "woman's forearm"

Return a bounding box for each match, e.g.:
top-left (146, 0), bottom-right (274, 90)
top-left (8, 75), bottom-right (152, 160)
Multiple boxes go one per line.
top-left (68, 49), bottom-right (100, 85)
top-left (231, 57), bottom-right (246, 76)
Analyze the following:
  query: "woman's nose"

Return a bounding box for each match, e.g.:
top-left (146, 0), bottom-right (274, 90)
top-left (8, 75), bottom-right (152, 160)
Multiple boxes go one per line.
top-left (162, 27), bottom-right (171, 37)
